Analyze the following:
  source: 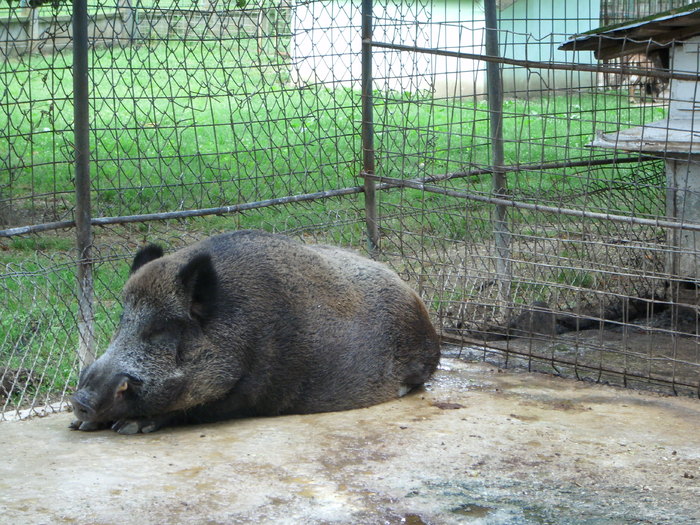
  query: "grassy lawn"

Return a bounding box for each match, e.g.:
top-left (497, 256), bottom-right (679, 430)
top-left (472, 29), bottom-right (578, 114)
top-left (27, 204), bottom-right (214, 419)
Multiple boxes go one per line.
top-left (1, 30), bottom-right (666, 223)
top-left (0, 0), bottom-right (267, 20)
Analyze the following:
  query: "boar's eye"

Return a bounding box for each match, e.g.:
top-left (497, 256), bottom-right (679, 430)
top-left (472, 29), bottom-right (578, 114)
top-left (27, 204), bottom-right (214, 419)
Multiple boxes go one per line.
top-left (145, 329), bottom-right (171, 346)
top-left (142, 319), bottom-right (182, 346)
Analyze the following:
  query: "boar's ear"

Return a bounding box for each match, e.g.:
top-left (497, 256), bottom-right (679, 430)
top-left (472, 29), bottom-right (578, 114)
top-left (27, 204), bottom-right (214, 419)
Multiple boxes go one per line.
top-left (178, 253), bottom-right (218, 323)
top-left (130, 244), bottom-right (164, 275)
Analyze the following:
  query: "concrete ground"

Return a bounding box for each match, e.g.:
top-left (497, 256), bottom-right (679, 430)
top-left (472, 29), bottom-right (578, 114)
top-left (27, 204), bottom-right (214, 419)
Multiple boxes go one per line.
top-left (1, 358), bottom-right (699, 525)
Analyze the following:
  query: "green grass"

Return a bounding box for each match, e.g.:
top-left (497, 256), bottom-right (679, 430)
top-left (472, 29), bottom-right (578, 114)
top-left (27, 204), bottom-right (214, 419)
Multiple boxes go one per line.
top-left (2, 36), bottom-right (666, 220)
top-left (2, 36), bottom-right (365, 221)
top-left (0, 0), bottom-right (278, 20)
top-left (0, 242), bottom-right (129, 406)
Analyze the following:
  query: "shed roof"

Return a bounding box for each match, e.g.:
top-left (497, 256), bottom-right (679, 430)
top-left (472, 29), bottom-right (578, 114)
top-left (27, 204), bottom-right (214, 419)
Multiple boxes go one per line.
top-left (559, 2), bottom-right (700, 60)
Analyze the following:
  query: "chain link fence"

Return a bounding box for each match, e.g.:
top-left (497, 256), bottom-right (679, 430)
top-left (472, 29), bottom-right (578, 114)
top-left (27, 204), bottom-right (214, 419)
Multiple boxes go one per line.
top-left (1, 0), bottom-right (699, 420)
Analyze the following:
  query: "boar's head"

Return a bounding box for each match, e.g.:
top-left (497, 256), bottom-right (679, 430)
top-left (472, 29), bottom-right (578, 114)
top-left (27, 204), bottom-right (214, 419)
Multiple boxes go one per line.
top-left (71, 244), bottom-right (224, 434)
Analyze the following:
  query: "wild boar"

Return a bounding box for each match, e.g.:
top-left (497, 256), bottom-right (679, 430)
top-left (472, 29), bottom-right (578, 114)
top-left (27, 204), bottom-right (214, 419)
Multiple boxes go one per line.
top-left (70, 230), bottom-right (441, 434)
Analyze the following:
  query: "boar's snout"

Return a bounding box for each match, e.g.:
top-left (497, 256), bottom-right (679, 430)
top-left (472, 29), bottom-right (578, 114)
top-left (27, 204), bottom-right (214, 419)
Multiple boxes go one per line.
top-left (71, 371), bottom-right (142, 423)
top-left (71, 390), bottom-right (96, 421)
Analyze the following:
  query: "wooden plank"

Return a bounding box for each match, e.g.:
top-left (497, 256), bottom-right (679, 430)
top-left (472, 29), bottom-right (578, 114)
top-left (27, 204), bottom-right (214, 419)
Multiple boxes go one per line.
top-left (589, 119), bottom-right (700, 154)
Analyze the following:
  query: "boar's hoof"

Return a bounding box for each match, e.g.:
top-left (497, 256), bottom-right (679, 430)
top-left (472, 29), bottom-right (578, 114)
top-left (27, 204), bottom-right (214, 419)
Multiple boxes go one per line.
top-left (69, 419), bottom-right (109, 432)
top-left (111, 418), bottom-right (162, 435)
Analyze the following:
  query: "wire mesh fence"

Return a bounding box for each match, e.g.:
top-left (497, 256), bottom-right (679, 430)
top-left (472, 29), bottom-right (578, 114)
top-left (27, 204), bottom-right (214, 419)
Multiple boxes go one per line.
top-left (1, 0), bottom-right (699, 420)
top-left (370, 0), bottom-right (700, 395)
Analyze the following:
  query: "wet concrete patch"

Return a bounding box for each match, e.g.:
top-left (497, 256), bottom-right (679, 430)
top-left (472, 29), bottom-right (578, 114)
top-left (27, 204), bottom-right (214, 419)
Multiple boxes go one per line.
top-left (1, 359), bottom-right (699, 524)
top-left (454, 329), bottom-right (700, 397)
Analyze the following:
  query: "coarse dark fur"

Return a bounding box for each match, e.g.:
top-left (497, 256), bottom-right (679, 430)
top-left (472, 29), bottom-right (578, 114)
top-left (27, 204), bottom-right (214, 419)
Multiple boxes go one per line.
top-left (70, 230), bottom-right (441, 434)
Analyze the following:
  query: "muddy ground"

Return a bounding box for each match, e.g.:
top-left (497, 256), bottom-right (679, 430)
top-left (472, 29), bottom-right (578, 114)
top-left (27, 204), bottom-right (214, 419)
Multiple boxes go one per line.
top-left (0, 358), bottom-right (699, 524)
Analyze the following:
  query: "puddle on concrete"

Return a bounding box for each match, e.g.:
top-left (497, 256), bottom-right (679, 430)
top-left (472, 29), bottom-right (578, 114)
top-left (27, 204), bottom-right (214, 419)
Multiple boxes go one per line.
top-left (401, 513), bottom-right (428, 524)
top-left (451, 502), bottom-right (493, 518)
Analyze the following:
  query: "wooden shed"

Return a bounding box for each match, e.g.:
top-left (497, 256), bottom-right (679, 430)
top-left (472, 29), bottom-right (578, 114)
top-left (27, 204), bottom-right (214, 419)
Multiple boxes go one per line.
top-left (560, 3), bottom-right (700, 285)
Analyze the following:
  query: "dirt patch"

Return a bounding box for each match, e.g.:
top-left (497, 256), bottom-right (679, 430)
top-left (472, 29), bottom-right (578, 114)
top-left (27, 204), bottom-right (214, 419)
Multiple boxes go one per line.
top-left (1, 358), bottom-right (699, 524)
top-left (450, 326), bottom-right (700, 397)
top-left (0, 368), bottom-right (35, 399)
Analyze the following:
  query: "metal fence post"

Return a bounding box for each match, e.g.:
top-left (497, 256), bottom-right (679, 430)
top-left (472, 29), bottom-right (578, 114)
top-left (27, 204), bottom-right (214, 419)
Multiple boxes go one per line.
top-left (73, 0), bottom-right (95, 369)
top-left (484, 0), bottom-right (511, 305)
top-left (361, 0), bottom-right (379, 254)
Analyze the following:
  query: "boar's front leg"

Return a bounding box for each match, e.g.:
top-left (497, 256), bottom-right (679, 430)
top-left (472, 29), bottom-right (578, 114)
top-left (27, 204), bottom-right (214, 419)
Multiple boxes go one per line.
top-left (69, 419), bottom-right (111, 432)
top-left (69, 414), bottom-right (177, 434)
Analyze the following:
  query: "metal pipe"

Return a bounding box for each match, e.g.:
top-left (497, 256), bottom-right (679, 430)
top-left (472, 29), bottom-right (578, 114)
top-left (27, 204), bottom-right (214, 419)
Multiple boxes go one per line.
top-left (369, 41), bottom-right (699, 83)
top-left (415, 155), bottom-right (653, 185)
top-left (361, 173), bottom-right (700, 233)
top-left (0, 186), bottom-right (368, 238)
top-left (73, 0), bottom-right (95, 369)
top-left (484, 0), bottom-right (510, 302)
top-left (0, 155), bottom-right (666, 239)
top-left (361, 0), bottom-right (379, 254)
